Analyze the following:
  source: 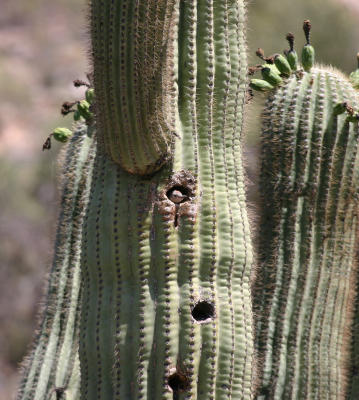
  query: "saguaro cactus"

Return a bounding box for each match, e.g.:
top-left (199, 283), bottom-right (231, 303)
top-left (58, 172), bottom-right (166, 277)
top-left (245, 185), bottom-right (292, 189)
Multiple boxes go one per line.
top-left (18, 1), bottom-right (255, 399)
top-left (81, 1), bottom-right (254, 399)
top-left (17, 125), bottom-right (96, 400)
top-left (19, 2), bottom-right (359, 399)
top-left (252, 29), bottom-right (359, 399)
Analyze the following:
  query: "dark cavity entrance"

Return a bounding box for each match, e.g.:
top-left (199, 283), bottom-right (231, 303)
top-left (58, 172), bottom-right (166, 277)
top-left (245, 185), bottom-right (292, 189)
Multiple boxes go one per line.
top-left (191, 301), bottom-right (215, 321)
top-left (54, 387), bottom-right (66, 400)
top-left (166, 186), bottom-right (190, 204)
top-left (168, 371), bottom-right (190, 393)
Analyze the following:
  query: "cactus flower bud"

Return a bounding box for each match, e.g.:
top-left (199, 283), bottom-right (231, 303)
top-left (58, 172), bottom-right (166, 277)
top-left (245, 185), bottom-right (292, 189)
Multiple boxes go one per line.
top-left (77, 100), bottom-right (93, 120)
top-left (285, 32), bottom-right (298, 71)
top-left (274, 54), bottom-right (292, 76)
top-left (250, 78), bottom-right (275, 92)
top-left (302, 44), bottom-right (315, 72)
top-left (302, 20), bottom-right (315, 72)
top-left (85, 88), bottom-right (95, 104)
top-left (261, 67), bottom-right (282, 86)
top-left (52, 127), bottom-right (73, 143)
top-left (286, 50), bottom-right (298, 71)
top-left (262, 62), bottom-right (281, 76)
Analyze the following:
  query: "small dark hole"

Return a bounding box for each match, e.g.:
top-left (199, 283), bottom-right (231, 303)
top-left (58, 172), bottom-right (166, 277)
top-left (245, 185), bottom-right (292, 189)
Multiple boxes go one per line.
top-left (191, 301), bottom-right (215, 321)
top-left (54, 387), bottom-right (66, 400)
top-left (168, 372), bottom-right (190, 392)
top-left (174, 213), bottom-right (179, 228)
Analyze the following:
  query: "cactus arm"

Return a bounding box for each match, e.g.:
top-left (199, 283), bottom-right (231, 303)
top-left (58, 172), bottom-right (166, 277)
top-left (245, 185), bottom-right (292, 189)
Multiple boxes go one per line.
top-left (256, 67), bottom-right (359, 399)
top-left (91, 0), bottom-right (178, 175)
top-left (17, 125), bottom-right (96, 400)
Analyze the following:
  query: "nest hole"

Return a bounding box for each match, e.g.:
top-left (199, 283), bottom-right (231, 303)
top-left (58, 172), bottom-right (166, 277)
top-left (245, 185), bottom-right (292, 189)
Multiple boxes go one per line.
top-left (166, 186), bottom-right (190, 204)
top-left (168, 371), bottom-right (190, 393)
top-left (191, 301), bottom-right (215, 321)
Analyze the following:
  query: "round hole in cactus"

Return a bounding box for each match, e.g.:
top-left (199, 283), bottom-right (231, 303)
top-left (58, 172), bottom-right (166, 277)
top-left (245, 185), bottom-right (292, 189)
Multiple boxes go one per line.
top-left (166, 186), bottom-right (190, 204)
top-left (168, 371), bottom-right (190, 393)
top-left (191, 301), bottom-right (215, 322)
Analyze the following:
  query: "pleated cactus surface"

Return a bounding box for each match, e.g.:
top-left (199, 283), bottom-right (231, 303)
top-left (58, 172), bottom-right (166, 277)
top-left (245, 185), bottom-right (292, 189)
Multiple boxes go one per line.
top-left (80, 1), bottom-right (255, 399)
top-left (17, 125), bottom-right (97, 400)
top-left (253, 47), bottom-right (359, 398)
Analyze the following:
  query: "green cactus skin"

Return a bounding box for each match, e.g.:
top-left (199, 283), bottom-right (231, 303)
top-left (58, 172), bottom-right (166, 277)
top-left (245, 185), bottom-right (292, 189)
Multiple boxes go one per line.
top-left (16, 125), bottom-right (97, 400)
top-left (79, 0), bottom-right (255, 399)
top-left (91, 0), bottom-right (179, 175)
top-left (350, 282), bottom-right (359, 399)
top-left (349, 53), bottom-right (359, 90)
top-left (255, 66), bottom-right (359, 399)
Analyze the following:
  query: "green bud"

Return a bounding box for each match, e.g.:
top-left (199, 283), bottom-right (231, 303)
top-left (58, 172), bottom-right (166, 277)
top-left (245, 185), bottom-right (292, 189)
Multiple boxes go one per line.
top-left (52, 127), bottom-right (73, 143)
top-left (262, 63), bottom-right (281, 76)
top-left (285, 33), bottom-right (298, 71)
top-left (285, 50), bottom-right (298, 71)
top-left (274, 54), bottom-right (292, 76)
top-left (77, 100), bottom-right (93, 120)
top-left (261, 67), bottom-right (282, 86)
top-left (302, 44), bottom-right (315, 72)
top-left (85, 88), bottom-right (95, 104)
top-left (249, 79), bottom-right (274, 92)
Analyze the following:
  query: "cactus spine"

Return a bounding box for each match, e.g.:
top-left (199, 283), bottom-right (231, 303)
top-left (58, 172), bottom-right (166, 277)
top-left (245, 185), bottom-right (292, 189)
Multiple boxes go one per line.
top-left (17, 125), bottom-right (96, 400)
top-left (255, 65), bottom-right (359, 398)
top-left (80, 1), bottom-right (255, 398)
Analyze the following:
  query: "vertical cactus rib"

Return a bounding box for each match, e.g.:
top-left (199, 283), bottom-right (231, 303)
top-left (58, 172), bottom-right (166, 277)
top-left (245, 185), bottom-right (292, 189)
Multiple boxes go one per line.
top-left (195, 1), bottom-right (218, 398)
top-left (91, 0), bottom-right (178, 175)
top-left (256, 67), bottom-right (359, 399)
top-left (79, 0), bottom-right (254, 399)
top-left (17, 125), bottom-right (96, 400)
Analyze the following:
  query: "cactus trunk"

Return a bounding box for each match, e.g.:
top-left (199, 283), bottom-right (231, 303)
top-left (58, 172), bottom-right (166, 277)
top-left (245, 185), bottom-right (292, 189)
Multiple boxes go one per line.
top-left (80, 1), bottom-right (255, 398)
top-left (17, 1), bottom-right (255, 399)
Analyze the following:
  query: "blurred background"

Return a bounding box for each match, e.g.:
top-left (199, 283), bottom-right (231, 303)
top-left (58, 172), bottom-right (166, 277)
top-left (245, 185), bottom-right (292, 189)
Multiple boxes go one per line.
top-left (0, 0), bottom-right (358, 398)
